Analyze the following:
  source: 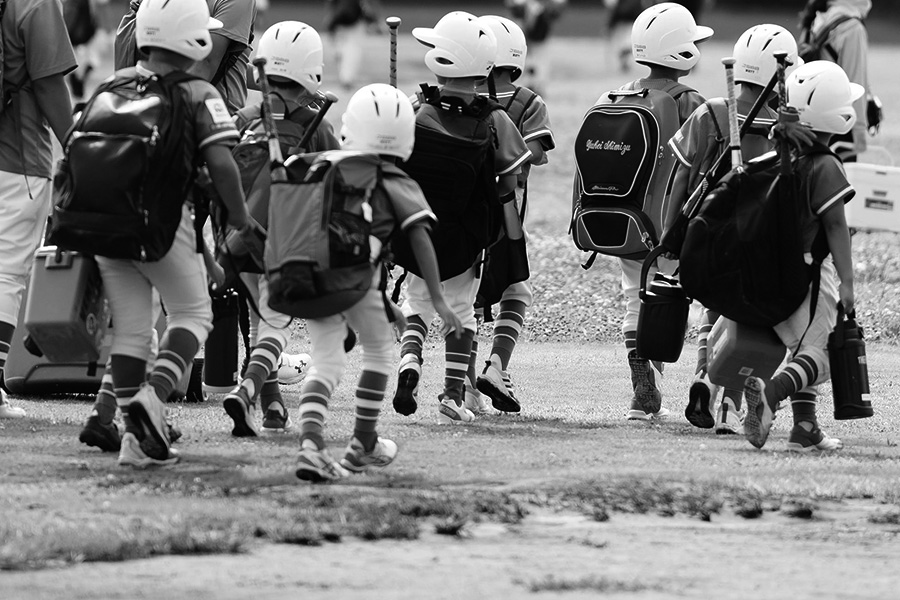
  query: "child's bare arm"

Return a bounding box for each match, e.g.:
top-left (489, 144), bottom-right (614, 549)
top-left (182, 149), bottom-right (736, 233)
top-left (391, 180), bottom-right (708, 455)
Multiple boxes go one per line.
top-left (203, 144), bottom-right (249, 230)
top-left (527, 139), bottom-right (546, 166)
top-left (821, 204), bottom-right (854, 314)
top-left (498, 173), bottom-right (518, 197)
top-left (666, 164), bottom-right (690, 233)
top-left (407, 225), bottom-right (464, 337)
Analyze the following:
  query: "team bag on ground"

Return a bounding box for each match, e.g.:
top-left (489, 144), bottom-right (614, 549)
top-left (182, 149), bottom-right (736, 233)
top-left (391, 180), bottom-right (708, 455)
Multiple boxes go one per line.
top-left (570, 81), bottom-right (694, 265)
top-left (391, 84), bottom-right (505, 280)
top-left (265, 151), bottom-right (405, 319)
top-left (49, 68), bottom-right (199, 261)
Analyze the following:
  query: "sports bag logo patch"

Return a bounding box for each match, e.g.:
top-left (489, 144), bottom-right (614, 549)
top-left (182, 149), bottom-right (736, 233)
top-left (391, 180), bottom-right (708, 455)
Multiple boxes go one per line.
top-left (584, 139), bottom-right (632, 155)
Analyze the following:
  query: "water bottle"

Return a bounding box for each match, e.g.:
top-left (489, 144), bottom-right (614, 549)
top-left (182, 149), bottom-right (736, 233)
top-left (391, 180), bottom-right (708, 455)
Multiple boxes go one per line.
top-left (828, 303), bottom-right (873, 420)
top-left (202, 289), bottom-right (240, 395)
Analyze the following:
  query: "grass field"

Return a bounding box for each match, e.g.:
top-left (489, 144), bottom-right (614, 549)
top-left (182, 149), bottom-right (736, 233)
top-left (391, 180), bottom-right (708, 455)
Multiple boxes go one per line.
top-left (3, 6), bottom-right (900, 600)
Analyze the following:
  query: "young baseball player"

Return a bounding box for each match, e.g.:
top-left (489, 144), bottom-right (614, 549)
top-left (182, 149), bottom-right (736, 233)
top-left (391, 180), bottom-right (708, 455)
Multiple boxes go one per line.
top-left (668, 24), bottom-right (803, 434)
top-left (616, 3), bottom-right (710, 421)
top-left (742, 60), bottom-right (860, 451)
top-left (294, 83), bottom-right (464, 482)
top-left (224, 20), bottom-right (340, 437)
top-left (98, 0), bottom-right (251, 467)
top-left (0, 0), bottom-right (76, 420)
top-left (468, 14), bottom-right (556, 414)
top-left (392, 11), bottom-right (531, 425)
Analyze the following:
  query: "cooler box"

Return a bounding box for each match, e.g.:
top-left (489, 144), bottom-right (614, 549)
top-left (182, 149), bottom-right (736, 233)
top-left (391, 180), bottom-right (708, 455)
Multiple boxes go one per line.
top-left (23, 246), bottom-right (110, 364)
top-left (707, 318), bottom-right (787, 390)
top-left (843, 158), bottom-right (900, 233)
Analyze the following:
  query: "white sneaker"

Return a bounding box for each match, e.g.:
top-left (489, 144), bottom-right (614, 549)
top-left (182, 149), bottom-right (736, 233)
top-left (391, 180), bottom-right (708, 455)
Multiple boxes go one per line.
top-left (685, 373), bottom-right (717, 429)
top-left (0, 390), bottom-right (26, 419)
top-left (340, 436), bottom-right (399, 473)
top-left (476, 354), bottom-right (520, 413)
top-left (715, 397), bottom-right (744, 435)
top-left (464, 382), bottom-right (489, 414)
top-left (127, 384), bottom-right (173, 461)
top-left (437, 395), bottom-right (475, 425)
top-left (277, 352), bottom-right (311, 386)
top-left (626, 406), bottom-right (671, 421)
top-left (118, 432), bottom-right (180, 468)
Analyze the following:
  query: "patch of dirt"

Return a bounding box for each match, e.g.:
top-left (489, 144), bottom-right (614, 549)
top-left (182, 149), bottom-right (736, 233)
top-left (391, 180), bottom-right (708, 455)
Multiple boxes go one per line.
top-left (3, 500), bottom-right (898, 600)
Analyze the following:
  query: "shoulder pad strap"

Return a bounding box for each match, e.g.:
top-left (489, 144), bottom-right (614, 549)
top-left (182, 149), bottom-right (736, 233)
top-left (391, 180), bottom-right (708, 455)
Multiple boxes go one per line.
top-left (661, 81), bottom-right (695, 100)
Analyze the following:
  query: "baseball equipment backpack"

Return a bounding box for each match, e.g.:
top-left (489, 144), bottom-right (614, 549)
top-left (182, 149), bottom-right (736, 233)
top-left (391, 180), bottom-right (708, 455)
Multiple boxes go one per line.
top-left (265, 151), bottom-right (402, 319)
top-left (798, 15), bottom-right (861, 63)
top-left (392, 85), bottom-right (505, 280)
top-left (49, 69), bottom-right (199, 261)
top-left (678, 145), bottom-right (834, 328)
top-left (571, 81), bottom-right (694, 263)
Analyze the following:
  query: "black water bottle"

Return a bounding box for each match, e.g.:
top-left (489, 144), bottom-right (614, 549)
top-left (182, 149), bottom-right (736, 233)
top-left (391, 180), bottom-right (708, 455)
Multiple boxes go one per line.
top-left (828, 303), bottom-right (873, 420)
top-left (203, 289), bottom-right (240, 395)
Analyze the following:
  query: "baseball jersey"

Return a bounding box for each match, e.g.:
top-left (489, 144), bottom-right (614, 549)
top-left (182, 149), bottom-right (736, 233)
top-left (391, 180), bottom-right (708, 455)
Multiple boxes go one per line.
top-left (208, 0), bottom-right (257, 114)
top-left (669, 97), bottom-right (777, 194)
top-left (797, 150), bottom-right (855, 253)
top-left (372, 168), bottom-right (437, 248)
top-left (631, 77), bottom-right (705, 124)
top-left (0, 0), bottom-right (78, 178)
top-left (413, 88), bottom-right (532, 178)
top-left (810, 5), bottom-right (869, 156)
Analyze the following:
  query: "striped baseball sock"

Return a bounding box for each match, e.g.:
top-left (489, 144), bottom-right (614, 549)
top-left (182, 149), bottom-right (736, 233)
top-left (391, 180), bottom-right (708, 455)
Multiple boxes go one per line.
top-left (259, 370), bottom-right (283, 414)
top-left (624, 329), bottom-right (637, 353)
top-left (242, 337), bottom-right (284, 406)
top-left (110, 355), bottom-right (147, 432)
top-left (444, 329), bottom-right (475, 404)
top-left (0, 321), bottom-right (13, 399)
top-left (298, 377), bottom-right (332, 450)
top-left (148, 328), bottom-right (200, 402)
top-left (769, 353), bottom-right (819, 407)
top-left (790, 390), bottom-right (818, 426)
top-left (399, 315), bottom-right (427, 367)
top-left (466, 337), bottom-right (479, 387)
top-left (490, 300), bottom-right (526, 371)
top-left (91, 362), bottom-right (117, 424)
top-left (353, 371), bottom-right (389, 451)
top-left (695, 310), bottom-right (719, 375)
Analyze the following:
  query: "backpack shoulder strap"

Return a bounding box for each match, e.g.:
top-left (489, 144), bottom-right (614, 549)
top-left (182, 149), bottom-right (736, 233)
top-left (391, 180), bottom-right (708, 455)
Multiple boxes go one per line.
top-left (510, 86), bottom-right (539, 129)
top-left (704, 100), bottom-right (725, 143)
top-left (659, 81), bottom-right (695, 100)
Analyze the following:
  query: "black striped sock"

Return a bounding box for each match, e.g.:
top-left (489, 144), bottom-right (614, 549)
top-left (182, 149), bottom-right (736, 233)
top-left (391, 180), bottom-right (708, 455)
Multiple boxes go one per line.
top-left (444, 329), bottom-right (475, 403)
top-left (491, 300), bottom-right (526, 370)
top-left (298, 378), bottom-right (331, 450)
top-left (244, 337), bottom-right (284, 404)
top-left (353, 370), bottom-right (389, 451)
top-left (399, 315), bottom-right (427, 363)
top-left (148, 328), bottom-right (200, 401)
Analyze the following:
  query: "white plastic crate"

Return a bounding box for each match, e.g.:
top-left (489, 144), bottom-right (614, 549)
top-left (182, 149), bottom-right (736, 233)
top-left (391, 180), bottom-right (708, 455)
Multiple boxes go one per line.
top-left (844, 147), bottom-right (900, 233)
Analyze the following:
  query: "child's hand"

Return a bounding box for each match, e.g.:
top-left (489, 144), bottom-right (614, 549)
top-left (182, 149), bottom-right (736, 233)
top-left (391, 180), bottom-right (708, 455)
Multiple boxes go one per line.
top-left (434, 298), bottom-right (464, 339)
top-left (840, 281), bottom-right (855, 316)
top-left (387, 300), bottom-right (408, 340)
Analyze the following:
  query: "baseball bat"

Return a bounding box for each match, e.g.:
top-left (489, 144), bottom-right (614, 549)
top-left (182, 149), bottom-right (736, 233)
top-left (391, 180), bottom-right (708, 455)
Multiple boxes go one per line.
top-left (296, 91), bottom-right (339, 152)
top-left (722, 57), bottom-right (743, 171)
top-left (773, 50), bottom-right (797, 176)
top-left (252, 57), bottom-right (286, 183)
top-left (386, 16), bottom-right (401, 87)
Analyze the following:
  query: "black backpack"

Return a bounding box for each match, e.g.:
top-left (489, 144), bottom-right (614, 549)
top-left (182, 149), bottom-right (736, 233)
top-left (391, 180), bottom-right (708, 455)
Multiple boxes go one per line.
top-left (49, 69), bottom-right (199, 261)
top-left (798, 15), bottom-right (861, 63)
top-left (571, 81), bottom-right (694, 265)
top-left (392, 85), bottom-right (504, 280)
top-left (678, 144), bottom-right (836, 328)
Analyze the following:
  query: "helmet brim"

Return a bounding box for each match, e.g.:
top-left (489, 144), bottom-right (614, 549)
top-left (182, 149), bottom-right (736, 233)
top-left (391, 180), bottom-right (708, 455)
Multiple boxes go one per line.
top-left (208, 17), bottom-right (224, 31)
top-left (693, 25), bottom-right (713, 43)
top-left (412, 27), bottom-right (439, 47)
top-left (849, 81), bottom-right (865, 102)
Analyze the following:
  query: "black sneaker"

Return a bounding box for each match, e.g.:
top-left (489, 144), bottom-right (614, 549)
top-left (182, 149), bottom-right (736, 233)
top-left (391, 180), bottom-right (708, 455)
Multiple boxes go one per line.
top-left (79, 414), bottom-right (122, 452)
top-left (261, 405), bottom-right (293, 433)
top-left (392, 356), bottom-right (420, 416)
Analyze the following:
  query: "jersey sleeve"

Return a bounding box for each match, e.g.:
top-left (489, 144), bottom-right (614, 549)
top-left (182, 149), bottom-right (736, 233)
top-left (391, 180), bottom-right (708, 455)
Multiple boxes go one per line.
top-left (382, 176), bottom-right (437, 232)
top-left (190, 81), bottom-right (241, 149)
top-left (491, 110), bottom-right (533, 176)
top-left (519, 95), bottom-right (556, 152)
top-left (21, 0), bottom-right (78, 80)
top-left (668, 103), bottom-right (711, 169)
top-left (210, 0), bottom-right (255, 47)
top-left (676, 90), bottom-right (707, 125)
top-left (313, 119), bottom-right (341, 152)
top-left (810, 154), bottom-right (855, 216)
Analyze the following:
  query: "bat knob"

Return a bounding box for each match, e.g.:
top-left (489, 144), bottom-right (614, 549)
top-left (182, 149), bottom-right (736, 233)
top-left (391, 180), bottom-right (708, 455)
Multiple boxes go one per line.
top-left (386, 16), bottom-right (401, 29)
top-left (321, 91), bottom-right (339, 104)
top-left (721, 57), bottom-right (736, 67)
top-left (252, 57), bottom-right (267, 68)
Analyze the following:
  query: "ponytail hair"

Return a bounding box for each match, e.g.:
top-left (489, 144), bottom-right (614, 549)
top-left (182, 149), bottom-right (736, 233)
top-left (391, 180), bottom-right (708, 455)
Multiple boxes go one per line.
top-left (798, 0), bottom-right (830, 33)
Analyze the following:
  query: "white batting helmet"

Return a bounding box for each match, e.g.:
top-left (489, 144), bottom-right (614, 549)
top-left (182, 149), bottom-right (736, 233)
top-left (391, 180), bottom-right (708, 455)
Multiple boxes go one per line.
top-left (412, 12), bottom-right (497, 79)
top-left (256, 21), bottom-right (323, 93)
top-left (631, 3), bottom-right (713, 72)
top-left (341, 84), bottom-right (416, 161)
top-left (478, 15), bottom-right (527, 81)
top-left (733, 24), bottom-right (803, 88)
top-left (787, 61), bottom-right (865, 135)
top-left (136, 0), bottom-right (222, 62)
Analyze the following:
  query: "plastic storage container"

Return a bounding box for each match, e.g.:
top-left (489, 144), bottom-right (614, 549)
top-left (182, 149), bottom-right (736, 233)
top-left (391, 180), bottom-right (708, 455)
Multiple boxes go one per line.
top-left (707, 318), bottom-right (786, 390)
top-left (23, 246), bottom-right (110, 364)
